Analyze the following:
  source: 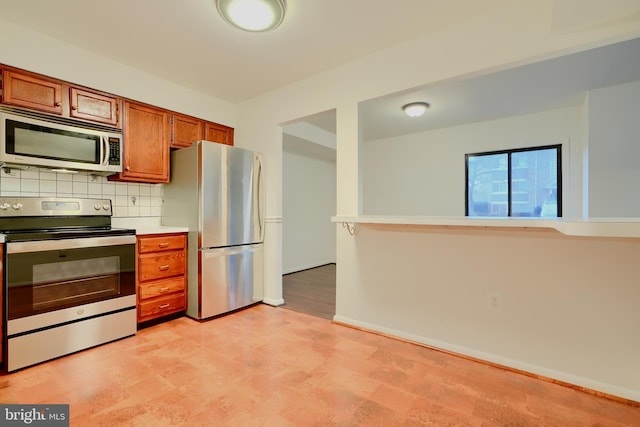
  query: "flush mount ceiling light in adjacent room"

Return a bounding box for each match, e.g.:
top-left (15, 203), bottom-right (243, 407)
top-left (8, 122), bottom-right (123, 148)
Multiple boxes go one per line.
top-left (216, 0), bottom-right (287, 32)
top-left (402, 102), bottom-right (430, 118)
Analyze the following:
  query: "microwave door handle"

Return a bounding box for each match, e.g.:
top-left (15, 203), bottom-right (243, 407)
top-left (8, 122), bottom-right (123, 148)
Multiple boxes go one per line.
top-left (101, 135), bottom-right (109, 166)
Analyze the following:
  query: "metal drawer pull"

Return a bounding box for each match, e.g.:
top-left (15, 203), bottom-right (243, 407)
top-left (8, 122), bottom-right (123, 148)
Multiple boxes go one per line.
top-left (159, 265), bottom-right (170, 271)
top-left (159, 287), bottom-right (170, 293)
top-left (158, 303), bottom-right (170, 310)
top-left (158, 242), bottom-right (170, 248)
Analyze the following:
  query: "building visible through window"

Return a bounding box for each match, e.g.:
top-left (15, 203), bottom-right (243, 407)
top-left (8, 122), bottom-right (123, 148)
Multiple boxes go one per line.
top-left (465, 145), bottom-right (561, 217)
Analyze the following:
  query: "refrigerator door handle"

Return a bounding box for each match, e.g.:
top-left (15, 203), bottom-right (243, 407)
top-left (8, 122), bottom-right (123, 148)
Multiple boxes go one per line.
top-left (256, 155), bottom-right (264, 240)
top-left (202, 244), bottom-right (260, 258)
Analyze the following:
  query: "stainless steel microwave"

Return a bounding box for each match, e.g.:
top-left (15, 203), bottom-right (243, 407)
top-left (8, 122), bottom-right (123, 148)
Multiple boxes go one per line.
top-left (0, 107), bottom-right (122, 175)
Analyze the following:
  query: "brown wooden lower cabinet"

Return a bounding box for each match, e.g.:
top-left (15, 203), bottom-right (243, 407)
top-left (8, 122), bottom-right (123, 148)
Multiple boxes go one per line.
top-left (136, 233), bottom-right (187, 323)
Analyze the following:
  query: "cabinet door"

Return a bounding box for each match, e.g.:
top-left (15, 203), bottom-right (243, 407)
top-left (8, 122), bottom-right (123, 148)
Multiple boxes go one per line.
top-left (119, 101), bottom-right (170, 183)
top-left (204, 121), bottom-right (234, 146)
top-left (171, 113), bottom-right (204, 148)
top-left (70, 87), bottom-right (120, 127)
top-left (2, 70), bottom-right (63, 114)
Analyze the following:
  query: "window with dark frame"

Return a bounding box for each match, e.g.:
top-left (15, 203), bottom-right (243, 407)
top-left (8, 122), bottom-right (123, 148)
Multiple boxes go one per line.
top-left (465, 145), bottom-right (562, 218)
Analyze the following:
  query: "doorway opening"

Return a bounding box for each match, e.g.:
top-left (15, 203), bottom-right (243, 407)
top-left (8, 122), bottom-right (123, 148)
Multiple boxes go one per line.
top-left (281, 109), bottom-right (337, 320)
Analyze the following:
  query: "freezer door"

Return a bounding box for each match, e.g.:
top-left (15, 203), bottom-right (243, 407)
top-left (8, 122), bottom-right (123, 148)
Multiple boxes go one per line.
top-left (200, 142), bottom-right (263, 248)
top-left (190, 244), bottom-right (264, 319)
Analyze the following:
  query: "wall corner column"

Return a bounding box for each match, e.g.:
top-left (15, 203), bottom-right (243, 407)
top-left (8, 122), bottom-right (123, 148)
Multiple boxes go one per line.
top-left (336, 101), bottom-right (362, 216)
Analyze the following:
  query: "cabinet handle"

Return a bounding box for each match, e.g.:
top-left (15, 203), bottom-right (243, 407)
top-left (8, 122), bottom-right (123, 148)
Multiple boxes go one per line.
top-left (125, 166), bottom-right (130, 171)
top-left (158, 242), bottom-right (170, 248)
top-left (159, 287), bottom-right (170, 293)
top-left (158, 303), bottom-right (170, 310)
top-left (54, 102), bottom-right (61, 107)
top-left (71, 105), bottom-right (77, 110)
top-left (159, 265), bottom-right (170, 271)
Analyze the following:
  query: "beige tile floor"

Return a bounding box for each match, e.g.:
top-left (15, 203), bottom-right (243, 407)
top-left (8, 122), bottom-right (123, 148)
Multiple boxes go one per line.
top-left (1, 304), bottom-right (638, 426)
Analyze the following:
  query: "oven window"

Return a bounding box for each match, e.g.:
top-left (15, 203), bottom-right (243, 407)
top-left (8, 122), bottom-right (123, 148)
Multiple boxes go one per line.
top-left (6, 244), bottom-right (135, 319)
top-left (32, 256), bottom-right (121, 311)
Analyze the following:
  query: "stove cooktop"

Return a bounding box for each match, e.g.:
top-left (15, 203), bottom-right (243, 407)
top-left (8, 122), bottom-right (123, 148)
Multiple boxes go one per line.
top-left (0, 197), bottom-right (135, 242)
top-left (2, 227), bottom-right (136, 242)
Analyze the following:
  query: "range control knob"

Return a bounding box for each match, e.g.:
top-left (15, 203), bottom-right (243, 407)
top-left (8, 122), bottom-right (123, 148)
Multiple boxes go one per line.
top-left (12, 203), bottom-right (23, 210)
top-left (102, 204), bottom-right (110, 210)
top-left (0, 202), bottom-right (10, 210)
top-left (94, 204), bottom-right (102, 210)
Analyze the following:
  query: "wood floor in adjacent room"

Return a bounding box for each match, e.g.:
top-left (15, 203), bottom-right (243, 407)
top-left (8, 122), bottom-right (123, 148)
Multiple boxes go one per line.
top-left (282, 263), bottom-right (336, 320)
top-left (0, 303), bottom-right (638, 426)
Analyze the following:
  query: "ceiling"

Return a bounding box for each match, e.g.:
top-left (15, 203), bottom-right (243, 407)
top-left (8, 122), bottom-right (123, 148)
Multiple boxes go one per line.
top-left (0, 0), bottom-right (508, 103)
top-left (297, 36), bottom-right (640, 144)
top-left (2, 1), bottom-right (639, 155)
top-left (358, 36), bottom-right (640, 141)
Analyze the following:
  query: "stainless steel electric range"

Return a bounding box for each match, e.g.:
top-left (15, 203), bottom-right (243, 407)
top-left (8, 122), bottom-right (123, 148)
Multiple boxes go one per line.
top-left (0, 197), bottom-right (136, 371)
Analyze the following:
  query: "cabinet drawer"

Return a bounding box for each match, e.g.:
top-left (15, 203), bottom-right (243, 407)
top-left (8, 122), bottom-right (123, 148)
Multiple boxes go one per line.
top-left (139, 276), bottom-right (185, 300)
top-left (139, 252), bottom-right (185, 282)
top-left (138, 293), bottom-right (185, 321)
top-left (138, 235), bottom-right (185, 253)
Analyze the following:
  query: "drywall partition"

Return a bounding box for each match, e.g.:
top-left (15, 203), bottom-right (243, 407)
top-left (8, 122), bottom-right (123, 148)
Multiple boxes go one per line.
top-left (235, 1), bottom-right (640, 400)
top-left (335, 224), bottom-right (640, 401)
top-left (588, 80), bottom-right (640, 217)
top-left (362, 107), bottom-right (583, 217)
top-left (282, 149), bottom-right (336, 273)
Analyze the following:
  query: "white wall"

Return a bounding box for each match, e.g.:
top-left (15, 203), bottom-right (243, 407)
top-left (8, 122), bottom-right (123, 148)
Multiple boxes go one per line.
top-left (363, 107), bottom-right (584, 217)
top-left (588, 80), bottom-right (640, 217)
top-left (0, 19), bottom-right (236, 220)
top-left (236, 1), bottom-right (640, 401)
top-left (282, 150), bottom-right (336, 273)
top-left (0, 20), bottom-right (236, 126)
top-left (335, 225), bottom-right (640, 400)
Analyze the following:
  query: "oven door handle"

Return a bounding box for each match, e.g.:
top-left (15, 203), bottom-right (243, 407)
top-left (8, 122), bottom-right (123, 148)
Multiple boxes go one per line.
top-left (6, 235), bottom-right (136, 254)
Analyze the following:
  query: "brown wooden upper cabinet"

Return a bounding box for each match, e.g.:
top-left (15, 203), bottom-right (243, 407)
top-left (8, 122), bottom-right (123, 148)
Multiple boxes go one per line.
top-left (109, 100), bottom-right (170, 183)
top-left (205, 121), bottom-right (234, 146)
top-left (171, 113), bottom-right (204, 149)
top-left (171, 113), bottom-right (234, 148)
top-left (2, 69), bottom-right (64, 115)
top-left (70, 87), bottom-right (120, 126)
top-left (1, 67), bottom-right (122, 127)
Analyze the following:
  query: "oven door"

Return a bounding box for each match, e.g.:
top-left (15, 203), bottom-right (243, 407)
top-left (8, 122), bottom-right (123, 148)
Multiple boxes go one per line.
top-left (4, 234), bottom-right (136, 371)
top-left (5, 235), bottom-right (136, 320)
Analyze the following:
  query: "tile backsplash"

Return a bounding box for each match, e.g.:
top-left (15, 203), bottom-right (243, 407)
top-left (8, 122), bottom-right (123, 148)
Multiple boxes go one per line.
top-left (0, 168), bottom-right (163, 218)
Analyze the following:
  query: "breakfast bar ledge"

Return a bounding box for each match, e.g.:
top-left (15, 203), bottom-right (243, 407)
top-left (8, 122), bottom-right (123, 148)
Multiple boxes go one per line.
top-left (332, 216), bottom-right (640, 238)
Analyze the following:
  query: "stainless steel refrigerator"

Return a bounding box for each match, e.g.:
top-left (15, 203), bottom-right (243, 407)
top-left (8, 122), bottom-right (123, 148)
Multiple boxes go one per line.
top-left (162, 141), bottom-right (264, 319)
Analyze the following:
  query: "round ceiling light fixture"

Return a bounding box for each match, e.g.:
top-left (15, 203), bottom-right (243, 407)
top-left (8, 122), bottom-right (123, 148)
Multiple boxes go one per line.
top-left (216, 0), bottom-right (287, 32)
top-left (402, 102), bottom-right (430, 118)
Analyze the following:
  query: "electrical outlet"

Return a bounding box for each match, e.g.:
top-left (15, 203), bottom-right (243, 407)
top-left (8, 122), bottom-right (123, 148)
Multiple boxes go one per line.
top-left (488, 292), bottom-right (502, 311)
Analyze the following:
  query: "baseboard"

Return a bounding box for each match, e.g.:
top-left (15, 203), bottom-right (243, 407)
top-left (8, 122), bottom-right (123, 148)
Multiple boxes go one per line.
top-left (283, 262), bottom-right (335, 275)
top-left (262, 298), bottom-right (285, 307)
top-left (332, 314), bottom-right (640, 406)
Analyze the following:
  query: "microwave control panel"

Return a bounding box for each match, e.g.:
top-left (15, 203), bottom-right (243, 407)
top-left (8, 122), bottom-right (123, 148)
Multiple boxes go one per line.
top-left (108, 137), bottom-right (121, 165)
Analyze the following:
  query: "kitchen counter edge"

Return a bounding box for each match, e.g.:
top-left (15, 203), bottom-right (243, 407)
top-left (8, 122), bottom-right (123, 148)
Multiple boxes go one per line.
top-left (331, 215), bottom-right (640, 238)
top-left (134, 226), bottom-right (189, 235)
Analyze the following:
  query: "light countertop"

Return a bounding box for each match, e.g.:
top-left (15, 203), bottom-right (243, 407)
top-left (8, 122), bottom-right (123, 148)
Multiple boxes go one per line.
top-left (111, 217), bottom-right (188, 235)
top-left (332, 215), bottom-right (640, 238)
top-left (133, 226), bottom-right (189, 235)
